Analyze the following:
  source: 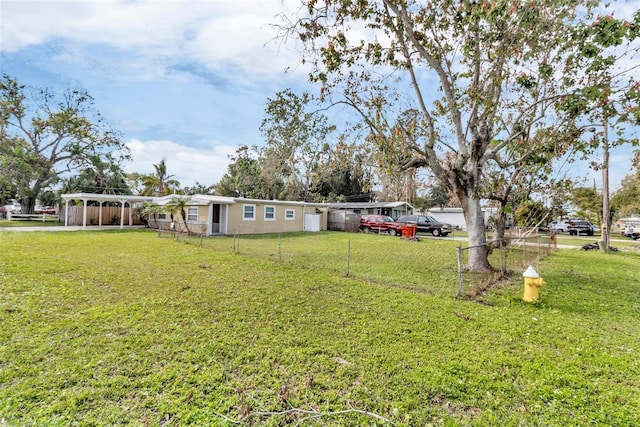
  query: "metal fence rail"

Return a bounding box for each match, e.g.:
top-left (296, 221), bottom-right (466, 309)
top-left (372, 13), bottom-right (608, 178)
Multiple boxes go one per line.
top-left (457, 235), bottom-right (556, 297)
top-left (156, 220), bottom-right (208, 240)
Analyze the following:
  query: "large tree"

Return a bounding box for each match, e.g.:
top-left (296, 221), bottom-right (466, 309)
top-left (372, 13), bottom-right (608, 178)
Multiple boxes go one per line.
top-left (280, 0), bottom-right (639, 270)
top-left (0, 75), bottom-right (129, 213)
top-left (310, 136), bottom-right (373, 202)
top-left (611, 150), bottom-right (640, 217)
top-left (259, 89), bottom-right (335, 200)
top-left (183, 182), bottom-right (215, 195)
top-left (571, 185), bottom-right (603, 224)
top-left (214, 146), bottom-right (272, 199)
top-left (59, 158), bottom-right (131, 196)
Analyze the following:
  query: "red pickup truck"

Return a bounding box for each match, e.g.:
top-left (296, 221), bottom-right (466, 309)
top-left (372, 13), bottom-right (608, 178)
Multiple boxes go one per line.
top-left (359, 214), bottom-right (403, 236)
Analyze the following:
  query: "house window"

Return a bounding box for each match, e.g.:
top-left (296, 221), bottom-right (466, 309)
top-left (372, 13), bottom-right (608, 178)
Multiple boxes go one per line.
top-left (187, 207), bottom-right (198, 222)
top-left (243, 204), bottom-right (256, 220)
top-left (264, 205), bottom-right (276, 221)
top-left (285, 209), bottom-right (295, 220)
top-left (158, 213), bottom-right (167, 220)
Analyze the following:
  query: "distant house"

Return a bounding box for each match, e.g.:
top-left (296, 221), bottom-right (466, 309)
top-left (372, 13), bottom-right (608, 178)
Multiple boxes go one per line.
top-left (615, 217), bottom-right (640, 232)
top-left (327, 201), bottom-right (413, 219)
top-left (60, 193), bottom-right (328, 235)
top-left (427, 207), bottom-right (467, 230)
top-left (427, 207), bottom-right (491, 230)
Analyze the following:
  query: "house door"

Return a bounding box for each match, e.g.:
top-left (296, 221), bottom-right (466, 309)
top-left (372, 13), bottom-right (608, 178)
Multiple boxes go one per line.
top-left (304, 213), bottom-right (321, 232)
top-left (212, 204), bottom-right (220, 233)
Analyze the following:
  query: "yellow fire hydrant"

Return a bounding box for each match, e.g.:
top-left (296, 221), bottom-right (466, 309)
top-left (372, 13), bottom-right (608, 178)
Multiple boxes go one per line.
top-left (523, 265), bottom-right (546, 302)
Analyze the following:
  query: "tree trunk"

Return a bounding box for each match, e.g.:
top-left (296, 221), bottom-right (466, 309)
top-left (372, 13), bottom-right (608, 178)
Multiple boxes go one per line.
top-left (460, 192), bottom-right (492, 272)
top-left (181, 209), bottom-right (191, 234)
top-left (491, 200), bottom-right (509, 246)
top-left (21, 196), bottom-right (37, 215)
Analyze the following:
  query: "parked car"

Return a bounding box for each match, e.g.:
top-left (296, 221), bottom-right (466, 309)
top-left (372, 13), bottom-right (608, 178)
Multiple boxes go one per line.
top-left (568, 220), bottom-right (595, 236)
top-left (3, 200), bottom-right (21, 214)
top-left (359, 214), bottom-right (403, 236)
top-left (624, 224), bottom-right (640, 239)
top-left (548, 220), bottom-right (570, 233)
top-left (395, 214), bottom-right (452, 237)
top-left (34, 205), bottom-right (56, 214)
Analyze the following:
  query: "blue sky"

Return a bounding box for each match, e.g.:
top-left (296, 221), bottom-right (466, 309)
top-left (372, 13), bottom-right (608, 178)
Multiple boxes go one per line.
top-left (1, 0), bottom-right (639, 191)
top-left (1, 0), bottom-right (312, 187)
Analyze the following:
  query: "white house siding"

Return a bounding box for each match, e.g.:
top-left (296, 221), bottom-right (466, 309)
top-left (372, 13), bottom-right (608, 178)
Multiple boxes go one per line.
top-left (428, 208), bottom-right (482, 230)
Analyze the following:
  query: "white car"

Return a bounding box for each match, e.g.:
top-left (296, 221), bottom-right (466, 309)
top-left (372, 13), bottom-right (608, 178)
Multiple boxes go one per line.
top-left (3, 200), bottom-right (21, 213)
top-left (548, 220), bottom-right (569, 233)
top-left (624, 224), bottom-right (640, 239)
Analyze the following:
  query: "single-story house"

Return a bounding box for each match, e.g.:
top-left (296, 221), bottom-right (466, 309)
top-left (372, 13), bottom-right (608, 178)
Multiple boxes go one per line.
top-left (615, 217), bottom-right (640, 232)
top-left (427, 206), bottom-right (495, 230)
top-left (427, 207), bottom-right (468, 230)
top-left (327, 201), bottom-right (413, 218)
top-left (60, 193), bottom-right (328, 236)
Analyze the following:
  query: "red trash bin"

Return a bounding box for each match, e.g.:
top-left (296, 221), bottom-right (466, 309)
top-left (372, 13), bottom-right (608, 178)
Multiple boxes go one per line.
top-left (401, 225), bottom-right (417, 238)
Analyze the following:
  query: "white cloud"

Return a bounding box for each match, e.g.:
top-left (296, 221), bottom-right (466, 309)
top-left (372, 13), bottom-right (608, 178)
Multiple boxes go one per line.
top-left (1, 0), bottom-right (306, 81)
top-left (125, 138), bottom-right (236, 187)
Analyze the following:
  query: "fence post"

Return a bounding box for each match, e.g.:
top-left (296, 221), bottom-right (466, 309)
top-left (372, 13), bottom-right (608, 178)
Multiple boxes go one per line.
top-left (346, 240), bottom-right (351, 277)
top-left (233, 228), bottom-right (239, 254)
top-left (456, 245), bottom-right (464, 297)
top-left (278, 233), bottom-right (282, 262)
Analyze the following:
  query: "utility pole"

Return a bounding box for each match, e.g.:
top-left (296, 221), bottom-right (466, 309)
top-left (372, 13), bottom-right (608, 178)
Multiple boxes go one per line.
top-left (601, 118), bottom-right (610, 253)
top-left (588, 121), bottom-right (610, 253)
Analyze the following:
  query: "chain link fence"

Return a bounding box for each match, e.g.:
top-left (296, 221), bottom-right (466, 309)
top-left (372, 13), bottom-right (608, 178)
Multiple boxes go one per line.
top-left (156, 227), bottom-right (557, 297)
top-left (456, 233), bottom-right (556, 297)
top-left (156, 220), bottom-right (208, 239)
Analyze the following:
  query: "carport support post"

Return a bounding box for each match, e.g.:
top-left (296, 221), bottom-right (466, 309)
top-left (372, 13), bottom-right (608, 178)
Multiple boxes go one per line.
top-left (128, 202), bottom-right (134, 228)
top-left (120, 200), bottom-right (125, 229)
top-left (82, 199), bottom-right (88, 229)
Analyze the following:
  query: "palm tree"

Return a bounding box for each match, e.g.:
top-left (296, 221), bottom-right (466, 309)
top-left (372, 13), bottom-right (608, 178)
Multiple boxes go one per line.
top-left (166, 196), bottom-right (192, 234)
top-left (135, 201), bottom-right (161, 228)
top-left (141, 160), bottom-right (181, 196)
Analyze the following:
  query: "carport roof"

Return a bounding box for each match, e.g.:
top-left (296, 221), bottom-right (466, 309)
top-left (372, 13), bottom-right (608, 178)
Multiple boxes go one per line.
top-left (61, 193), bottom-right (154, 203)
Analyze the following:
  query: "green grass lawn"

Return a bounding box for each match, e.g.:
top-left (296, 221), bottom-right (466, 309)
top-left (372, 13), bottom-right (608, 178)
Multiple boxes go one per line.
top-left (1, 230), bottom-right (639, 426)
top-left (555, 233), bottom-right (640, 249)
top-left (0, 219), bottom-right (64, 227)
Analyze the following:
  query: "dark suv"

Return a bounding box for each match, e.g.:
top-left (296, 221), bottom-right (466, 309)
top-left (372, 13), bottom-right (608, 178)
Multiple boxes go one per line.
top-left (568, 220), bottom-right (594, 236)
top-left (359, 214), bottom-right (402, 236)
top-left (395, 214), bottom-right (452, 237)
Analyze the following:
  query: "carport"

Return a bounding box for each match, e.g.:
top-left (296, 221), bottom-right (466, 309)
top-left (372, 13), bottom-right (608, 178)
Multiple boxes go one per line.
top-left (61, 193), bottom-right (154, 229)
